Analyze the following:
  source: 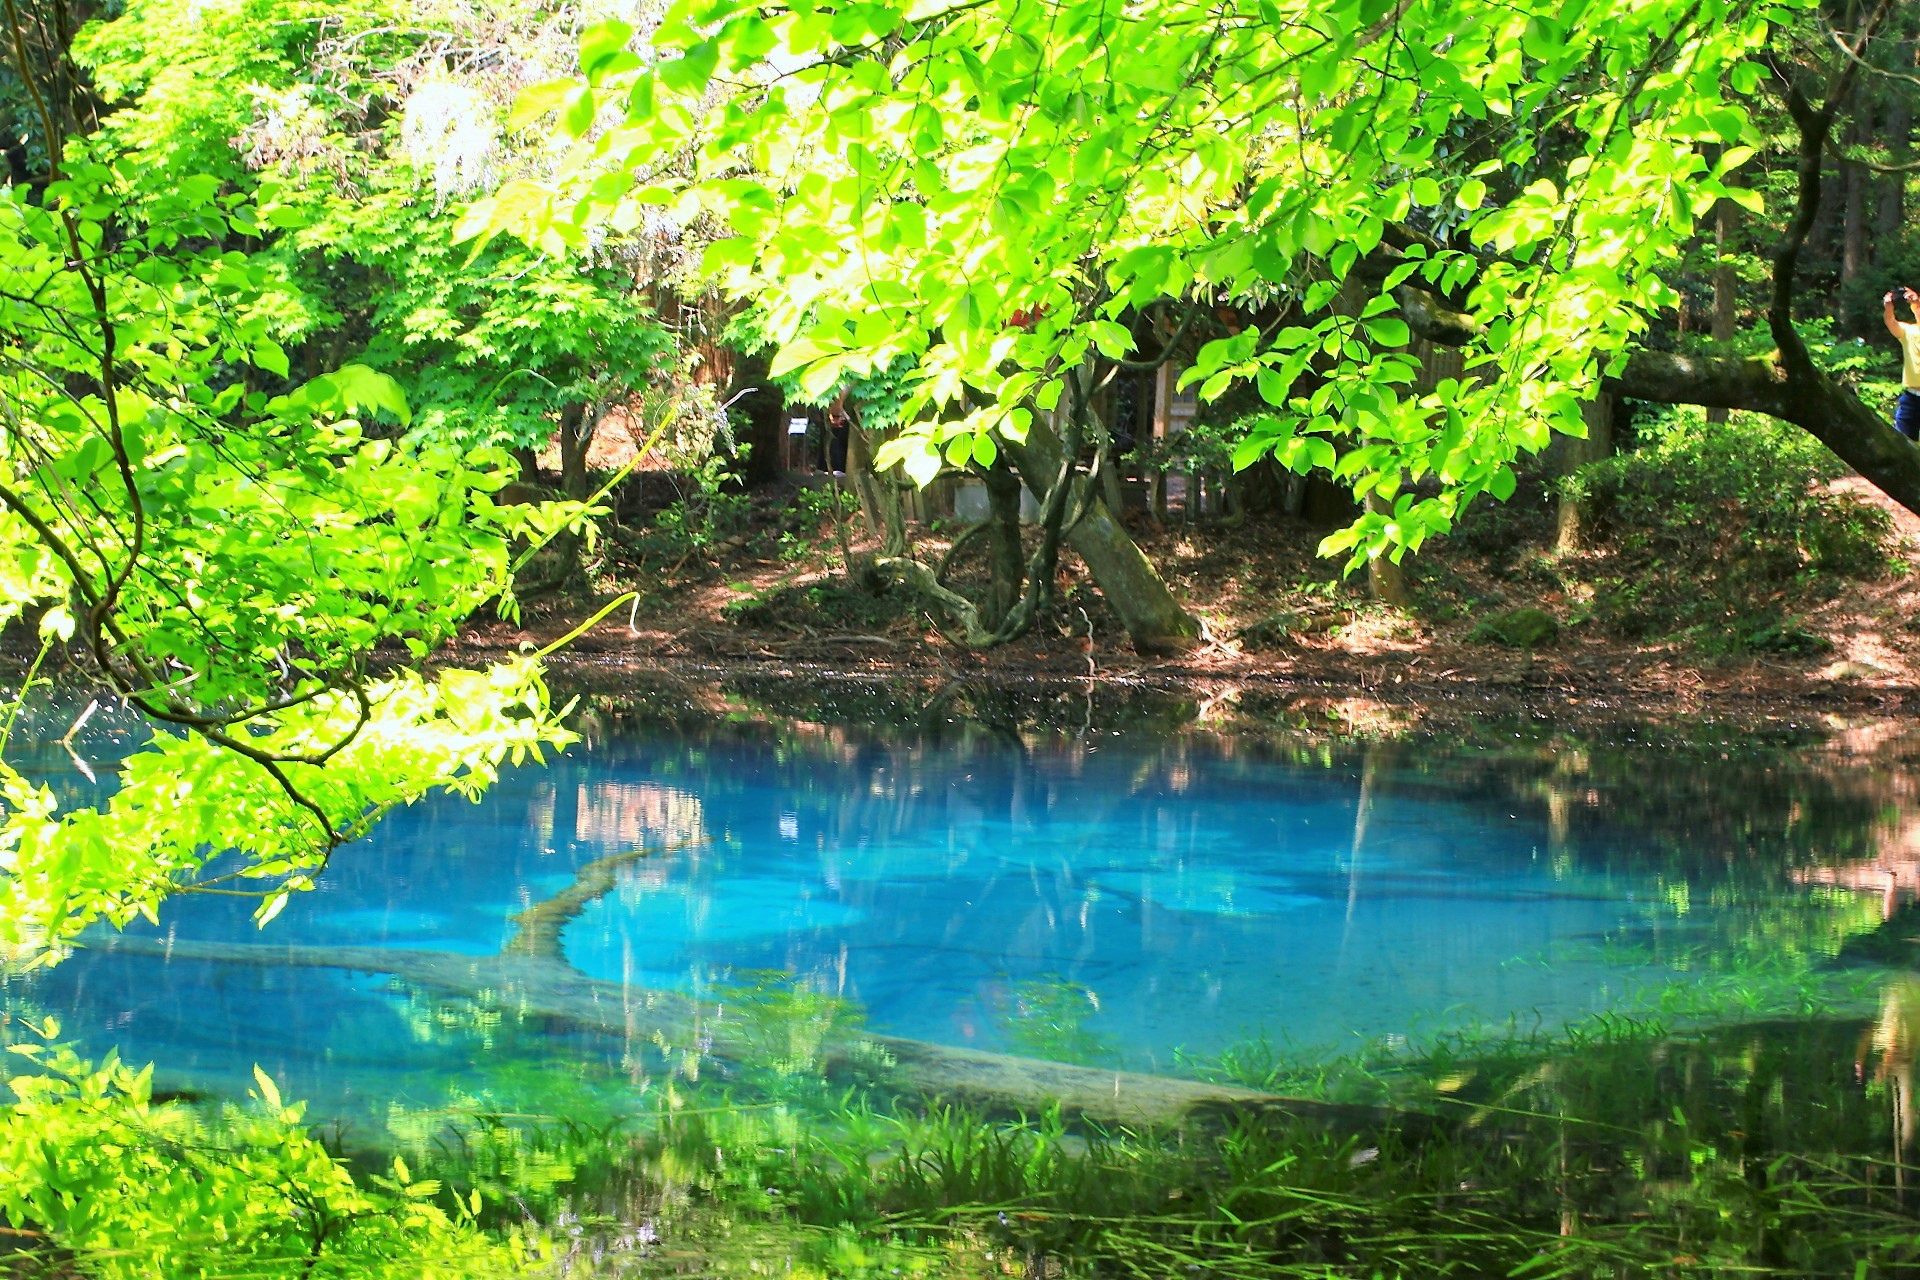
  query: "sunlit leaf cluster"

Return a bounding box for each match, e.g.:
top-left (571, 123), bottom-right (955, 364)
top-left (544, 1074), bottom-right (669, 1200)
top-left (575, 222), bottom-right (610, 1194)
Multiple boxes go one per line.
top-left (475, 0), bottom-right (1794, 563)
top-left (0, 1034), bottom-right (525, 1277)
top-left (0, 103), bottom-right (579, 962)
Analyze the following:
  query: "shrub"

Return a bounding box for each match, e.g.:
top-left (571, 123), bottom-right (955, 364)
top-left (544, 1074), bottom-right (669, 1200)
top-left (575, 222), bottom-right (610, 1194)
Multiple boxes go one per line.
top-left (1564, 407), bottom-right (1893, 649)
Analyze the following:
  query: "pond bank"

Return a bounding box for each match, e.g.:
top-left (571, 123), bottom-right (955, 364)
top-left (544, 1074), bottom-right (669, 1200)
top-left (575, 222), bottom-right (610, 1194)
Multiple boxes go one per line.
top-left (437, 622), bottom-right (1920, 741)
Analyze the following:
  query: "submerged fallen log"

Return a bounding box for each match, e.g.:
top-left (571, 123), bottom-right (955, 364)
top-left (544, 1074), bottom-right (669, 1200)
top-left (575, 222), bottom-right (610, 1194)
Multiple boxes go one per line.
top-left (87, 935), bottom-right (1409, 1133)
top-left (502, 838), bottom-right (706, 958)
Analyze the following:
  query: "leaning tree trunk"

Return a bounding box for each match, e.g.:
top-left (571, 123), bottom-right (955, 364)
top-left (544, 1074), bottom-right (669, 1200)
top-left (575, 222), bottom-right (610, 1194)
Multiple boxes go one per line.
top-left (1400, 277), bottom-right (1920, 526)
top-left (998, 416), bottom-right (1201, 654)
top-left (1374, 15), bottom-right (1920, 529)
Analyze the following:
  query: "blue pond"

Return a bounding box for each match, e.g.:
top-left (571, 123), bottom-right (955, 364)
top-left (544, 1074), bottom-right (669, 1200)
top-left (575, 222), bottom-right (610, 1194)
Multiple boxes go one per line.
top-left (4, 696), bottom-right (1897, 1123)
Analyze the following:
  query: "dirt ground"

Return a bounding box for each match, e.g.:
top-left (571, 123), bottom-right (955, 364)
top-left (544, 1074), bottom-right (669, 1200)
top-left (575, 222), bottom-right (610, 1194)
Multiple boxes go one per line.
top-left (436, 473), bottom-right (1920, 732)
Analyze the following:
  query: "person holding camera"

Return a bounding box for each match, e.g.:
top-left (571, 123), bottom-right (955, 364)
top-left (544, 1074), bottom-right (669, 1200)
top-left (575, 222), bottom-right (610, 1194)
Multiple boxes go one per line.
top-left (1884, 286), bottom-right (1920, 441)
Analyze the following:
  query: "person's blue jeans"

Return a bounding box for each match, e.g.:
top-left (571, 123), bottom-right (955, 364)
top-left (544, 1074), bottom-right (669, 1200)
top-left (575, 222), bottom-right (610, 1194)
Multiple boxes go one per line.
top-left (1898, 390), bottom-right (1920, 442)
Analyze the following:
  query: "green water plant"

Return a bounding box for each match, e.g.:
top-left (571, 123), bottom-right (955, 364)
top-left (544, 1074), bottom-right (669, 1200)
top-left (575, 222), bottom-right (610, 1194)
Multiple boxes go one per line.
top-left (991, 976), bottom-right (1117, 1067)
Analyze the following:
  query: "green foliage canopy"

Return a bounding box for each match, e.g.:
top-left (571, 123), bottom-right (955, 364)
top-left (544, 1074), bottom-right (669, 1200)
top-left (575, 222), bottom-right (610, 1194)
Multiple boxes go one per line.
top-left (75, 0), bottom-right (678, 454)
top-left (475, 0), bottom-right (1787, 567)
top-left (0, 12), bottom-right (592, 962)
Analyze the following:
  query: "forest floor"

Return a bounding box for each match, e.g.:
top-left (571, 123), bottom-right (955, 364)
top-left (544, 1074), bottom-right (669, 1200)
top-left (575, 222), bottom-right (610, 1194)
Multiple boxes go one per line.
top-left (441, 468), bottom-right (1920, 734)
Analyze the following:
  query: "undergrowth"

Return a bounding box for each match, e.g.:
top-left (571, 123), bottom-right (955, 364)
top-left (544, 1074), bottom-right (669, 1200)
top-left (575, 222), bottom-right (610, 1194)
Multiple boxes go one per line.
top-left (1562, 407), bottom-right (1895, 652)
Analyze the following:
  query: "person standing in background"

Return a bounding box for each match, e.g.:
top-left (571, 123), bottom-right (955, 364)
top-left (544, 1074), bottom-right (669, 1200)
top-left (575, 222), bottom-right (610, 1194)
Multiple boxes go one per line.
top-left (826, 392), bottom-right (852, 474)
top-left (1884, 286), bottom-right (1920, 441)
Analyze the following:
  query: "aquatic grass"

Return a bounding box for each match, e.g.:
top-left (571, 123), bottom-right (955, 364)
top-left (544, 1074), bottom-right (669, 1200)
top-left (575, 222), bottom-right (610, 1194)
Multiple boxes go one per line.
top-left (99, 977), bottom-right (1904, 1280)
top-left (537, 1007), bottom-right (1920, 1277)
top-left (326, 964), bottom-right (1920, 1277)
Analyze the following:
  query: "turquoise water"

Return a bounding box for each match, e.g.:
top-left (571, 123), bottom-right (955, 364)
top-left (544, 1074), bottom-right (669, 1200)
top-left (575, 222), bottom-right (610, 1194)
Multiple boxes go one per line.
top-left (3, 696), bottom-right (1900, 1123)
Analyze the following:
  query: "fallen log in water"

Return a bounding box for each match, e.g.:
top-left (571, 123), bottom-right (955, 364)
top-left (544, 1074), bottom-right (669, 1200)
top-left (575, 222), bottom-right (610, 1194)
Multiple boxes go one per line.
top-left (87, 935), bottom-right (1408, 1132)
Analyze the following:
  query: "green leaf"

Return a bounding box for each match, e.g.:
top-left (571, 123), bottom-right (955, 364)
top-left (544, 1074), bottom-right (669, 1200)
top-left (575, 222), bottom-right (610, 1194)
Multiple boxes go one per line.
top-left (257, 890), bottom-right (291, 927)
top-left (659, 40), bottom-right (720, 95)
top-left (1089, 320), bottom-right (1134, 360)
top-left (252, 340), bottom-right (289, 379)
top-left (510, 79), bottom-right (578, 130)
top-left (37, 605), bottom-right (74, 642)
top-left (259, 204), bottom-right (310, 231)
top-left (1363, 318), bottom-right (1409, 347)
top-left (1256, 366), bottom-right (1288, 406)
top-left (562, 86), bottom-right (597, 138)
top-left (252, 1065), bottom-right (282, 1113)
top-left (1455, 179), bottom-right (1487, 210)
top-left (326, 365), bottom-right (414, 427)
top-left (579, 20), bottom-right (636, 82)
top-left (1231, 433), bottom-right (1276, 470)
top-left (1715, 145), bottom-right (1755, 175)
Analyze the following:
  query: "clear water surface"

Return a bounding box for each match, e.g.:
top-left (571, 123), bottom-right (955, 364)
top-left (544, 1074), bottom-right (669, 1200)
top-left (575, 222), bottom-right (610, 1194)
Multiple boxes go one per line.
top-left (4, 687), bottom-right (1904, 1125)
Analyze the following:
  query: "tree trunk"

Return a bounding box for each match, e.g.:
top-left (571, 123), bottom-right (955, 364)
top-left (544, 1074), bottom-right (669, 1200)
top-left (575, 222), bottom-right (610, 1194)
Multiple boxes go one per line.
top-left (981, 460), bottom-right (1025, 630)
top-left (1552, 394), bottom-right (1614, 552)
top-left (1608, 347), bottom-right (1920, 514)
top-left (1878, 94), bottom-right (1912, 247)
top-left (1705, 196), bottom-right (1737, 425)
top-left (1230, 456), bottom-right (1291, 516)
top-left (998, 417), bottom-right (1201, 654)
top-left (724, 349), bottom-right (788, 487)
top-left (1364, 490), bottom-right (1412, 604)
top-left (1808, 161), bottom-right (1838, 270)
top-left (1841, 151), bottom-right (1868, 329)
top-left (97, 935), bottom-right (1408, 1135)
top-left (847, 427), bottom-right (908, 556)
top-left (1372, 40), bottom-right (1915, 528)
top-left (557, 403), bottom-right (592, 500)
top-left (1336, 274), bottom-right (1404, 594)
top-left (1399, 271), bottom-right (1920, 523)
top-left (512, 446), bottom-right (542, 486)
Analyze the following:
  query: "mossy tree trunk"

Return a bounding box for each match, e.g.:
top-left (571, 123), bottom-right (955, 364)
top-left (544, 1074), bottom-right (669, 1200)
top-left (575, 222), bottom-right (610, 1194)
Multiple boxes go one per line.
top-left (997, 413), bottom-right (1201, 654)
